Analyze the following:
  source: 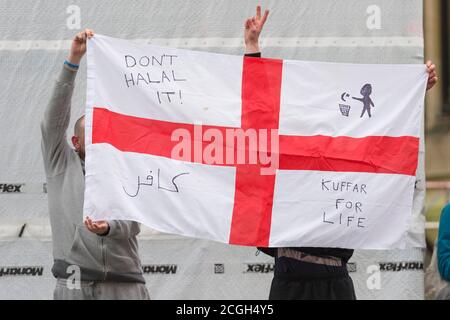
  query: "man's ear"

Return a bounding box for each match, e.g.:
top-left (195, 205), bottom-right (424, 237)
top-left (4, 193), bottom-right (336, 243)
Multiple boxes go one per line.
top-left (71, 136), bottom-right (79, 150)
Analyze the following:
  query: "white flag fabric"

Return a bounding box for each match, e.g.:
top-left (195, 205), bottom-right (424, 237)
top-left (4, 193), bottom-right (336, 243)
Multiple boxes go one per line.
top-left (84, 35), bottom-right (427, 249)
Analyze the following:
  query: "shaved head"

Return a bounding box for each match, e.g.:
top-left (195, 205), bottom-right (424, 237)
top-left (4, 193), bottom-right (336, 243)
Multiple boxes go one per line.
top-left (74, 115), bottom-right (85, 137)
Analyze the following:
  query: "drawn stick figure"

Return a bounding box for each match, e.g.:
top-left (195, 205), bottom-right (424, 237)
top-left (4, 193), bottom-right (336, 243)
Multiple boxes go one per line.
top-left (352, 84), bottom-right (375, 118)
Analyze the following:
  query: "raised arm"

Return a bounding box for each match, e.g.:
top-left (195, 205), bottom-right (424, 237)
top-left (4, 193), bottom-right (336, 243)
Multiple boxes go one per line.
top-left (41, 29), bottom-right (94, 176)
top-left (244, 5), bottom-right (269, 55)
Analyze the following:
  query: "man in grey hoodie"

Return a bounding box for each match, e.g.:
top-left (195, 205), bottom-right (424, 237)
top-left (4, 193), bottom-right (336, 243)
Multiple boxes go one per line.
top-left (41, 29), bottom-right (149, 300)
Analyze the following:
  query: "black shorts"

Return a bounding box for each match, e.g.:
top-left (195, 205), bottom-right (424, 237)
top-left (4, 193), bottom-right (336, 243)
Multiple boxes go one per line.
top-left (269, 256), bottom-right (356, 300)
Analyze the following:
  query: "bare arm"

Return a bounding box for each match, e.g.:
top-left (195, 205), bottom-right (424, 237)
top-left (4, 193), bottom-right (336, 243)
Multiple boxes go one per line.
top-left (41, 29), bottom-right (94, 176)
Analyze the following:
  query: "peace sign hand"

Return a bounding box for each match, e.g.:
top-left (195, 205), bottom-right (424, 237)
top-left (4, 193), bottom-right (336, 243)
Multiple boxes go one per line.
top-left (244, 5), bottom-right (269, 54)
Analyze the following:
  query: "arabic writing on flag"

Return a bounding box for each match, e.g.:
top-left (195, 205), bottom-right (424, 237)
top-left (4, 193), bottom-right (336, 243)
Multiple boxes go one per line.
top-left (84, 35), bottom-right (427, 249)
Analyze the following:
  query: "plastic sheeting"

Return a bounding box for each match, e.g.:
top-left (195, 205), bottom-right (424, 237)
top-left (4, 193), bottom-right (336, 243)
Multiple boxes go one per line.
top-left (0, 0), bottom-right (425, 299)
top-left (0, 238), bottom-right (424, 300)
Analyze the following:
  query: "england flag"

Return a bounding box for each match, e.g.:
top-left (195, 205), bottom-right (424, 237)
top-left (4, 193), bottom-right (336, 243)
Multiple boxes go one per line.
top-left (84, 35), bottom-right (427, 249)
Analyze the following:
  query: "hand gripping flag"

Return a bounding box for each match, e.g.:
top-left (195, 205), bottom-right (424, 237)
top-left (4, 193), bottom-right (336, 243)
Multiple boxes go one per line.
top-left (84, 35), bottom-right (427, 249)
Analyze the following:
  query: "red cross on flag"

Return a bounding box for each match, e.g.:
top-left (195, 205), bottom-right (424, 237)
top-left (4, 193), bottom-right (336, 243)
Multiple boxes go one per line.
top-left (84, 35), bottom-right (428, 249)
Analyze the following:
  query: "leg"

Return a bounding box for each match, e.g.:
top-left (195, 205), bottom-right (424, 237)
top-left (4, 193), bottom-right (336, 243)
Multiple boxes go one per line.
top-left (269, 276), bottom-right (311, 300)
top-left (93, 282), bottom-right (150, 300)
top-left (53, 278), bottom-right (95, 300)
top-left (360, 107), bottom-right (366, 118)
top-left (269, 254), bottom-right (356, 300)
top-left (269, 274), bottom-right (356, 300)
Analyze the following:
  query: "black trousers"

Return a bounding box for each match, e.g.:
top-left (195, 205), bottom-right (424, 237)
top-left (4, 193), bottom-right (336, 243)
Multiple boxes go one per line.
top-left (269, 256), bottom-right (356, 300)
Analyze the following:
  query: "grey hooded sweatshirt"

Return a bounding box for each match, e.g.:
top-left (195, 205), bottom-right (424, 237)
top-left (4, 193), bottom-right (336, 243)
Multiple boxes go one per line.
top-left (41, 64), bottom-right (145, 283)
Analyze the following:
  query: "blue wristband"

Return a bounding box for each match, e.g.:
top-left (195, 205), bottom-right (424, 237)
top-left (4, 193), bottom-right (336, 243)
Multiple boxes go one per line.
top-left (64, 60), bottom-right (79, 69)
